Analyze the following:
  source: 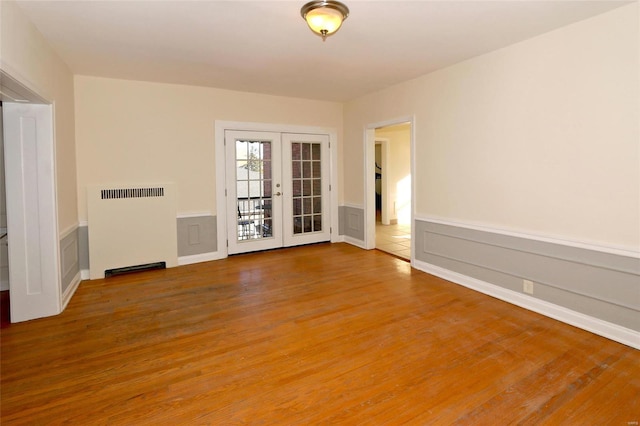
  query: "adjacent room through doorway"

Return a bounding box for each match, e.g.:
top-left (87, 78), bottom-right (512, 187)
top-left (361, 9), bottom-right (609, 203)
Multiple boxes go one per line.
top-left (373, 123), bottom-right (411, 260)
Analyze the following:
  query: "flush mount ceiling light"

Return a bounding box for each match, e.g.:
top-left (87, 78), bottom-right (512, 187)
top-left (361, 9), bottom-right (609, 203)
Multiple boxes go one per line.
top-left (301, 0), bottom-right (350, 42)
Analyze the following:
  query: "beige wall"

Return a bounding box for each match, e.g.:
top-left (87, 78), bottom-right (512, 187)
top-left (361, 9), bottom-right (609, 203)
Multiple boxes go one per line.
top-left (74, 75), bottom-right (343, 220)
top-left (344, 4), bottom-right (639, 250)
top-left (0, 0), bottom-right (78, 234)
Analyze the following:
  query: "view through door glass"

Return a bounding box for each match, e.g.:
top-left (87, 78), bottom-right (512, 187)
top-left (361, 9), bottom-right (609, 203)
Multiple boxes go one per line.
top-left (235, 139), bottom-right (273, 242)
top-left (226, 130), bottom-right (283, 255)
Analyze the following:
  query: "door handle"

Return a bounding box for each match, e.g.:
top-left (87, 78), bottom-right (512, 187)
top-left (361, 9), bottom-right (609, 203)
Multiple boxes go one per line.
top-left (275, 192), bottom-right (282, 196)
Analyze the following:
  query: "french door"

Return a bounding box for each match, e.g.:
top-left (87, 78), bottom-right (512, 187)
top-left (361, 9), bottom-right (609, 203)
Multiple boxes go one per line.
top-left (225, 130), bottom-right (330, 254)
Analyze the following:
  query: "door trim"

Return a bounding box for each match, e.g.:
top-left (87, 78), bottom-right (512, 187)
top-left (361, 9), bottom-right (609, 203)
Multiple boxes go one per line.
top-left (215, 121), bottom-right (339, 258)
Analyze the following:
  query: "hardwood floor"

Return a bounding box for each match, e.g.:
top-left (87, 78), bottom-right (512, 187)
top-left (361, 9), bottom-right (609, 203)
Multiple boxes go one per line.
top-left (1, 243), bottom-right (638, 425)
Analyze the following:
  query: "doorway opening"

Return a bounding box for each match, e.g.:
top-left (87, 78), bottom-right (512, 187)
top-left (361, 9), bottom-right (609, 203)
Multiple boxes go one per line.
top-left (373, 124), bottom-right (412, 260)
top-left (364, 118), bottom-right (414, 262)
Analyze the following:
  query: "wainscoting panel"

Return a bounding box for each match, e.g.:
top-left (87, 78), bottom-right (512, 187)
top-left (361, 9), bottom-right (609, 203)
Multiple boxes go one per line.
top-left (415, 219), bottom-right (640, 332)
top-left (78, 225), bottom-right (89, 272)
top-left (177, 215), bottom-right (217, 257)
top-left (60, 228), bottom-right (80, 294)
top-left (339, 205), bottom-right (365, 242)
top-left (1, 233), bottom-right (7, 291)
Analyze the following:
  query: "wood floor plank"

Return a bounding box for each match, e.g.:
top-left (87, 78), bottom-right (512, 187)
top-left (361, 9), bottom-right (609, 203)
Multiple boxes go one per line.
top-left (1, 243), bottom-right (638, 425)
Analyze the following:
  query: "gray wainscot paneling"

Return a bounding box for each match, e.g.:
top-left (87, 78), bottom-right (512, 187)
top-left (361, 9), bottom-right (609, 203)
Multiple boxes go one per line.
top-left (177, 215), bottom-right (217, 257)
top-left (339, 205), bottom-right (365, 241)
top-left (415, 220), bottom-right (640, 332)
top-left (79, 225), bottom-right (90, 272)
top-left (60, 228), bottom-right (81, 293)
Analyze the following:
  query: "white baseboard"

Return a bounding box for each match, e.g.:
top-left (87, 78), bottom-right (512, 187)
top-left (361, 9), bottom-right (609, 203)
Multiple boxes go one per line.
top-left (61, 271), bottom-right (82, 311)
top-left (413, 259), bottom-right (640, 350)
top-left (1, 279), bottom-right (8, 291)
top-left (178, 251), bottom-right (224, 266)
top-left (81, 269), bottom-right (90, 280)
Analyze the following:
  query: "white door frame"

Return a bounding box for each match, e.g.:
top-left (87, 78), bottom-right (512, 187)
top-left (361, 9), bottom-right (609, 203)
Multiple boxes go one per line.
top-left (3, 102), bottom-right (61, 322)
top-left (364, 117), bottom-right (415, 261)
top-left (215, 121), bottom-right (339, 258)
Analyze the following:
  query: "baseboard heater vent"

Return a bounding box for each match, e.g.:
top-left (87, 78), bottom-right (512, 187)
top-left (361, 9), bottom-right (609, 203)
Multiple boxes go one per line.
top-left (101, 187), bottom-right (164, 200)
top-left (88, 183), bottom-right (178, 279)
top-left (105, 262), bottom-right (166, 278)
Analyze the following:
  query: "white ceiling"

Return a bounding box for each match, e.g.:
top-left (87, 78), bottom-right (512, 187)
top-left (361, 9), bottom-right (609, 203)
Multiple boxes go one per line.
top-left (15, 0), bottom-right (630, 102)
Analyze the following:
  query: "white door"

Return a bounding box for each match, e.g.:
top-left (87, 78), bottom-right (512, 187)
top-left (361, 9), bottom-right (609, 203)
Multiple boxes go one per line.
top-left (225, 130), bottom-right (331, 255)
top-left (281, 133), bottom-right (331, 247)
top-left (226, 130), bottom-right (283, 254)
top-left (3, 103), bottom-right (60, 322)
top-left (0, 104), bottom-right (8, 291)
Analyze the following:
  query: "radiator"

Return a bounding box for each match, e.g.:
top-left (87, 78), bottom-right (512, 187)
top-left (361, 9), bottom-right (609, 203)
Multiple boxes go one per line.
top-left (87, 184), bottom-right (178, 279)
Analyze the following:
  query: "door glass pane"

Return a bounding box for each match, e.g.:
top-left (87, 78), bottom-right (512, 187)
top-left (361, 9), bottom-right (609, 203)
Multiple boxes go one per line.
top-left (235, 139), bottom-right (273, 241)
top-left (292, 143), bottom-right (301, 161)
top-left (293, 180), bottom-right (301, 197)
top-left (292, 161), bottom-right (301, 179)
top-left (291, 142), bottom-right (322, 235)
top-left (313, 215), bottom-right (322, 232)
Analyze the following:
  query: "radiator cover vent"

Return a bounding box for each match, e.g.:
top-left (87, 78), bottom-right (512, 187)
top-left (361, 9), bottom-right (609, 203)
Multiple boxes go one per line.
top-left (101, 187), bottom-right (164, 200)
top-left (88, 183), bottom-right (177, 279)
